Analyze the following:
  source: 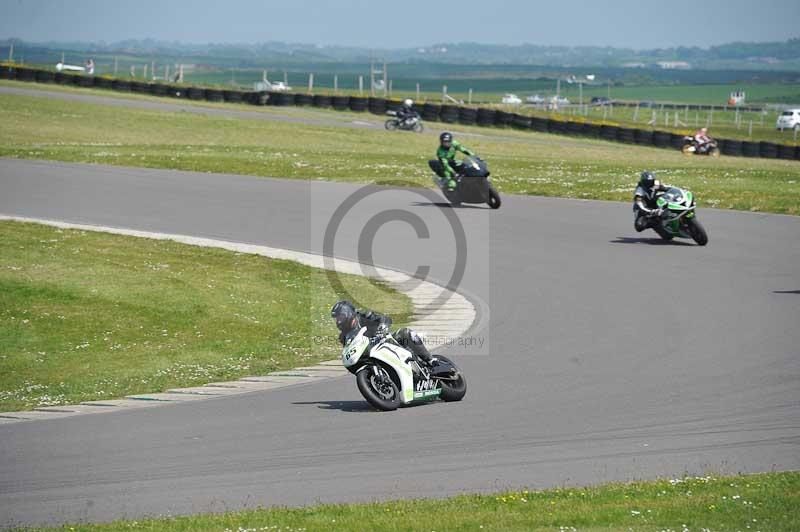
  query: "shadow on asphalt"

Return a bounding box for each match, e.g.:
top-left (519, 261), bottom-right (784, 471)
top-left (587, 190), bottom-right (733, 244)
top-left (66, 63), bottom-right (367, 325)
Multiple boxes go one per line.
top-left (610, 236), bottom-right (694, 246)
top-left (411, 201), bottom-right (488, 209)
top-left (292, 400), bottom-right (376, 413)
top-left (773, 290), bottom-right (800, 294)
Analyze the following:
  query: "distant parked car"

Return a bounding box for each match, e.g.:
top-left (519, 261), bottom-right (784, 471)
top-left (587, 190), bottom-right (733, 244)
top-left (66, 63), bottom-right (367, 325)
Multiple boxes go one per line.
top-left (591, 96), bottom-right (611, 106)
top-left (502, 93), bottom-right (522, 105)
top-left (526, 94), bottom-right (545, 104)
top-left (639, 101), bottom-right (656, 108)
top-left (776, 109), bottom-right (800, 131)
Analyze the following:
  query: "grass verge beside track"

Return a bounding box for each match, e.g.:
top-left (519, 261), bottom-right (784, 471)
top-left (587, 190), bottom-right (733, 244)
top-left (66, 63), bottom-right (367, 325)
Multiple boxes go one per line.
top-left (0, 221), bottom-right (413, 411)
top-left (0, 89), bottom-right (798, 214)
top-left (27, 472), bottom-right (800, 531)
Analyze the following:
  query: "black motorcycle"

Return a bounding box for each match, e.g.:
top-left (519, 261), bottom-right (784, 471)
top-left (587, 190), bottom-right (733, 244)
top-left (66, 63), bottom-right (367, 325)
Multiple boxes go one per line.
top-left (385, 110), bottom-right (423, 133)
top-left (431, 155), bottom-right (501, 209)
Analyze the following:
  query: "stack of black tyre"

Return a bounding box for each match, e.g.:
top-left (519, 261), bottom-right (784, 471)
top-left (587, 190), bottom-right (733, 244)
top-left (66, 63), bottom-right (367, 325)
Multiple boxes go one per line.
top-left (440, 105), bottom-right (459, 123)
top-left (149, 83), bottom-right (168, 97)
top-left (530, 117), bottom-right (549, 133)
top-left (205, 89), bottom-right (225, 102)
top-left (741, 141), bottom-right (760, 157)
top-left (421, 103), bottom-right (441, 122)
top-left (458, 107), bottom-right (477, 125)
top-left (223, 90), bottom-right (244, 103)
top-left (368, 97), bottom-right (387, 115)
top-left (653, 130), bottom-right (671, 148)
top-left (313, 94), bottom-right (333, 108)
top-left (565, 121), bottom-right (584, 136)
top-left (94, 77), bottom-right (113, 89)
top-left (332, 95), bottom-right (350, 111)
top-left (112, 79), bottom-right (131, 91)
top-left (35, 70), bottom-right (55, 83)
top-left (494, 110), bottom-right (513, 128)
top-left (476, 108), bottom-right (496, 127)
top-left (349, 96), bottom-right (368, 112)
top-left (511, 113), bottom-right (532, 129)
top-left (634, 129), bottom-right (654, 146)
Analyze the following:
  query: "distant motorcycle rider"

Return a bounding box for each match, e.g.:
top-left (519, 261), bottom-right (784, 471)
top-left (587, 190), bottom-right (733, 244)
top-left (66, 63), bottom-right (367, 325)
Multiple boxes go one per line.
top-left (693, 127), bottom-right (713, 153)
top-left (428, 132), bottom-right (475, 191)
top-left (633, 171), bottom-right (668, 232)
top-left (331, 300), bottom-right (437, 367)
top-left (396, 98), bottom-right (418, 127)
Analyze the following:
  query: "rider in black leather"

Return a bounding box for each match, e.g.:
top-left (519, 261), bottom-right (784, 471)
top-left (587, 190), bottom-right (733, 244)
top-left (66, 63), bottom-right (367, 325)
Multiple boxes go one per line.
top-left (331, 300), bottom-right (436, 366)
top-left (633, 171), bottom-right (667, 232)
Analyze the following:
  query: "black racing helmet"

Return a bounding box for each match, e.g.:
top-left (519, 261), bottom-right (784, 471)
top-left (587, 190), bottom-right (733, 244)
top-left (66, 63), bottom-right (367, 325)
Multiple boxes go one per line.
top-left (639, 171), bottom-right (657, 190)
top-left (440, 131), bottom-right (453, 149)
top-left (331, 300), bottom-right (357, 333)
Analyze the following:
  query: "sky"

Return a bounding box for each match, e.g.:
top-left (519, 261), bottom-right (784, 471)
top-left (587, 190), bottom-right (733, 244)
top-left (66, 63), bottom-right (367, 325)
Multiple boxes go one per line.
top-left (1, 0), bottom-right (799, 49)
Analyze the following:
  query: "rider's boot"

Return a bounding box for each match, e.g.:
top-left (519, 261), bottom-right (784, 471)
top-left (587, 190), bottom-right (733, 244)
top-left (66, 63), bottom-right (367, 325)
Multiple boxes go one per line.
top-left (446, 178), bottom-right (457, 192)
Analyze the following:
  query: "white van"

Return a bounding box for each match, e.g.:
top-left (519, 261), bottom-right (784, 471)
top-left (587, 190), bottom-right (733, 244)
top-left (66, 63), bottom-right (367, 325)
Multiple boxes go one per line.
top-left (776, 109), bottom-right (800, 131)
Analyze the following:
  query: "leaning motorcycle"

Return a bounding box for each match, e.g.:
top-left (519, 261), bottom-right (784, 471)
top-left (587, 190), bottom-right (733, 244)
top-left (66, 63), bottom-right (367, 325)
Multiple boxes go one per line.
top-left (681, 136), bottom-right (720, 157)
top-left (341, 326), bottom-right (467, 411)
top-left (433, 155), bottom-right (501, 209)
top-left (647, 186), bottom-right (709, 245)
top-left (385, 111), bottom-right (423, 133)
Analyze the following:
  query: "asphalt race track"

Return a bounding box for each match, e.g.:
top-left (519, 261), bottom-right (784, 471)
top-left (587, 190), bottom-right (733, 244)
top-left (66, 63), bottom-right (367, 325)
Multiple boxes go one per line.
top-left (1, 158), bottom-right (798, 527)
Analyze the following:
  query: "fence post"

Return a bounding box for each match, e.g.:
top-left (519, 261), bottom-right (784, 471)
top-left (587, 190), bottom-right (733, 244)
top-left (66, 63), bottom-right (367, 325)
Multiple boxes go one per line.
top-left (468, 88), bottom-right (472, 105)
top-left (130, 65), bottom-right (135, 77)
top-left (709, 109), bottom-right (713, 126)
top-left (334, 75), bottom-right (338, 94)
top-left (308, 73), bottom-right (314, 93)
top-left (442, 85), bottom-right (447, 103)
top-left (665, 111), bottom-right (669, 127)
top-left (114, 57), bottom-right (118, 75)
top-left (165, 64), bottom-right (170, 81)
top-left (633, 104), bottom-right (639, 122)
top-left (358, 75), bottom-right (363, 96)
top-left (748, 120), bottom-right (753, 138)
top-left (416, 82), bottom-right (420, 101)
top-left (143, 64), bottom-right (147, 79)
top-left (151, 61), bottom-right (154, 80)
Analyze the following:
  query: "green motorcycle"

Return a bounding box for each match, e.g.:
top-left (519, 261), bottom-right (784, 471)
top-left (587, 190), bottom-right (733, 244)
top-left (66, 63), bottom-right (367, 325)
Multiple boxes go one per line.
top-left (653, 186), bottom-right (708, 246)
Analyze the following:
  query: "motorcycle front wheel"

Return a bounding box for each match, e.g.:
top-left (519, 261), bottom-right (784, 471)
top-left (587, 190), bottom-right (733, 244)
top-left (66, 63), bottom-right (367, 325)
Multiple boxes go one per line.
top-left (709, 147), bottom-right (720, 157)
top-left (357, 364), bottom-right (401, 411)
top-left (435, 356), bottom-right (467, 402)
top-left (384, 119), bottom-right (398, 131)
top-left (413, 122), bottom-right (424, 133)
top-left (687, 218), bottom-right (708, 246)
top-left (681, 144), bottom-right (694, 155)
top-left (487, 185), bottom-right (501, 209)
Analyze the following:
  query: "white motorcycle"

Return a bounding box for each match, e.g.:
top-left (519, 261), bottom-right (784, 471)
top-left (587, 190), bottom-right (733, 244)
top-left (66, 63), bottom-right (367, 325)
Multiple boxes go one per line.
top-left (341, 327), bottom-right (466, 411)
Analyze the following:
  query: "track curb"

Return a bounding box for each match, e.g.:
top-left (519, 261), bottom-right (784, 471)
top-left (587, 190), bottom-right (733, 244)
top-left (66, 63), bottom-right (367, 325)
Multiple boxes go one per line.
top-left (0, 215), bottom-right (478, 423)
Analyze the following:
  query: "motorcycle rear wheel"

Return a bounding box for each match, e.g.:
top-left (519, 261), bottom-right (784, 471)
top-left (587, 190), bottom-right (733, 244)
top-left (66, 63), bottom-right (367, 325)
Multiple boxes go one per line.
top-left (687, 218), bottom-right (708, 246)
top-left (435, 356), bottom-right (467, 402)
top-left (709, 147), bottom-right (720, 157)
top-left (357, 364), bottom-right (401, 411)
top-left (384, 119), bottom-right (398, 131)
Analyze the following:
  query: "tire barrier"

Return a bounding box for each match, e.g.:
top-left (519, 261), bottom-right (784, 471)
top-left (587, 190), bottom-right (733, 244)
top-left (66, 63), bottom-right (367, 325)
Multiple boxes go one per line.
top-left (634, 129), bottom-right (654, 145)
top-left (312, 94), bottom-right (332, 108)
top-left (34, 70), bottom-right (55, 83)
top-left (548, 119), bottom-right (567, 135)
top-left (349, 96), bottom-right (368, 112)
top-left (6, 66), bottom-right (797, 162)
top-left (111, 79), bottom-right (131, 91)
top-left (94, 77), bottom-right (113, 89)
top-left (205, 88), bottom-right (225, 102)
top-left (669, 133), bottom-right (685, 150)
top-left (565, 121), bottom-right (584, 136)
top-left (440, 105), bottom-right (459, 123)
top-left (759, 141), bottom-right (779, 159)
top-left (494, 110), bottom-right (513, 127)
top-left (368, 97), bottom-right (387, 115)
top-left (458, 107), bottom-right (477, 125)
top-left (741, 141), bottom-right (760, 158)
top-left (386, 99), bottom-right (403, 112)
top-left (223, 90), bottom-right (243, 103)
top-left (583, 123), bottom-right (601, 138)
top-left (530, 117), bottom-right (548, 132)
top-left (14, 67), bottom-right (36, 81)
top-left (293, 93), bottom-right (313, 106)
top-left (720, 139), bottom-right (742, 156)
top-left (617, 127), bottom-right (636, 144)
top-left (421, 103), bottom-right (441, 122)
top-left (331, 95), bottom-right (350, 111)
top-left (777, 143), bottom-right (796, 160)
top-left (476, 108), bottom-right (496, 126)
top-left (512, 113), bottom-right (532, 129)
top-left (600, 125), bottom-right (618, 141)
top-left (149, 83), bottom-right (168, 96)
top-left (653, 130), bottom-right (671, 148)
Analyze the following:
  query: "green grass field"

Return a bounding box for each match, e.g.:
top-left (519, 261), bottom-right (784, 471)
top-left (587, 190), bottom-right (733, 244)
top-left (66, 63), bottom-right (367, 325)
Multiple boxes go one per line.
top-left (1, 88), bottom-right (798, 214)
top-left (0, 221), bottom-right (412, 411)
top-left (26, 472), bottom-right (800, 531)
